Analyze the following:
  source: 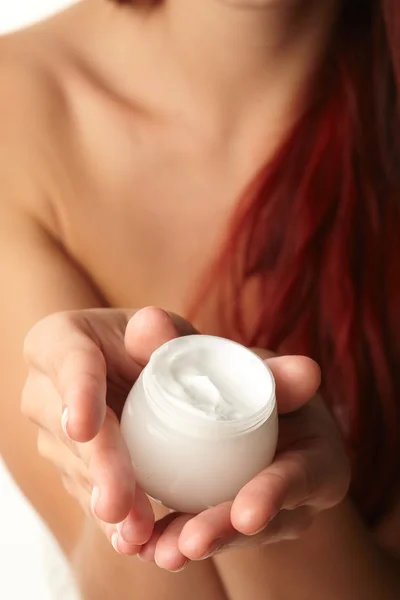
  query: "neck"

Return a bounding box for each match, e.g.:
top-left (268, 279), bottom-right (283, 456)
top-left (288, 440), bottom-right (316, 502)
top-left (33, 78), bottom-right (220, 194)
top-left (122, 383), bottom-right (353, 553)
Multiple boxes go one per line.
top-left (159, 0), bottom-right (338, 109)
top-left (83, 0), bottom-right (338, 137)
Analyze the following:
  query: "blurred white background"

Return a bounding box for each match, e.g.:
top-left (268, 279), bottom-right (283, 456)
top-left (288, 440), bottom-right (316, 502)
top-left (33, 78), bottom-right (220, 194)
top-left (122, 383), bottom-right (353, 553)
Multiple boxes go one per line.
top-left (0, 5), bottom-right (80, 598)
top-left (0, 0), bottom-right (75, 33)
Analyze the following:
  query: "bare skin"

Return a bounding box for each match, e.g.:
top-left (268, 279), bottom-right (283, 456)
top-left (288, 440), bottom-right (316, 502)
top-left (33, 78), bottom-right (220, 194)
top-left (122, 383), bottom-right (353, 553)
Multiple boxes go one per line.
top-left (0, 1), bottom-right (399, 599)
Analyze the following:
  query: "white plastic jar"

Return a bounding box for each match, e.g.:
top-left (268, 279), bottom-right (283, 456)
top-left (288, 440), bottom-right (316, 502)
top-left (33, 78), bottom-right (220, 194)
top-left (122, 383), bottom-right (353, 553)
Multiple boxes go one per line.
top-left (120, 335), bottom-right (278, 513)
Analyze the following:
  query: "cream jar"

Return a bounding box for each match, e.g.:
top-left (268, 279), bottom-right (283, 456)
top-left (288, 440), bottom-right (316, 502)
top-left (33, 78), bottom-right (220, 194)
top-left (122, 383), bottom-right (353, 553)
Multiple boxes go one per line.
top-left (120, 335), bottom-right (278, 513)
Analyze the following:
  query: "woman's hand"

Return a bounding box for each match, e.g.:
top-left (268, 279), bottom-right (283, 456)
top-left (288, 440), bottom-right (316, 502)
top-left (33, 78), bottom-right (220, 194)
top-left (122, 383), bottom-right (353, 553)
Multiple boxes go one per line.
top-left (137, 350), bottom-right (351, 572)
top-left (22, 306), bottom-right (350, 571)
top-left (21, 306), bottom-right (194, 554)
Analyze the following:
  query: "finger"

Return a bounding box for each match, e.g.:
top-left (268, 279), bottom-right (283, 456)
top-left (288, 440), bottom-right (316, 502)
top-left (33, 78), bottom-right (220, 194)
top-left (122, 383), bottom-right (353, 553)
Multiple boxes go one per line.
top-left (266, 355), bottom-right (321, 414)
top-left (117, 486), bottom-right (155, 546)
top-left (125, 307), bottom-right (197, 366)
top-left (58, 346), bottom-right (107, 442)
top-left (231, 445), bottom-right (339, 535)
top-left (37, 417), bottom-right (140, 528)
top-left (95, 501), bottom-right (142, 555)
top-left (180, 506), bottom-right (314, 559)
top-left (153, 514), bottom-right (192, 571)
top-left (220, 507), bottom-right (314, 552)
top-left (62, 471), bottom-right (144, 557)
top-left (26, 378), bottom-right (141, 525)
top-left (24, 313), bottom-right (107, 443)
top-left (110, 530), bottom-right (143, 557)
top-left (91, 514), bottom-right (141, 557)
top-left (178, 503), bottom-right (234, 561)
top-left (78, 409), bottom-right (141, 525)
top-left (138, 512), bottom-right (185, 563)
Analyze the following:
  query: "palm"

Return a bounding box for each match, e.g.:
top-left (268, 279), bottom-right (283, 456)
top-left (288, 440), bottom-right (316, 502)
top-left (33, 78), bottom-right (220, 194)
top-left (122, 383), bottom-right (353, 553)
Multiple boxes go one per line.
top-left (136, 393), bottom-right (350, 571)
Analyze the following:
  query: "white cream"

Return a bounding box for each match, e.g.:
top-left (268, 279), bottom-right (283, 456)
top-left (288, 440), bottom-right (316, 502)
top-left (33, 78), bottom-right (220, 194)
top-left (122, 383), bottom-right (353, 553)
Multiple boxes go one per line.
top-left (152, 342), bottom-right (262, 421)
top-left (121, 335), bottom-right (278, 513)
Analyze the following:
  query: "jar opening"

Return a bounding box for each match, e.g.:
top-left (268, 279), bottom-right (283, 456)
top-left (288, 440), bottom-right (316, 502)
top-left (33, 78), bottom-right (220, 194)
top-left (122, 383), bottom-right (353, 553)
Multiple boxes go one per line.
top-left (142, 335), bottom-right (276, 437)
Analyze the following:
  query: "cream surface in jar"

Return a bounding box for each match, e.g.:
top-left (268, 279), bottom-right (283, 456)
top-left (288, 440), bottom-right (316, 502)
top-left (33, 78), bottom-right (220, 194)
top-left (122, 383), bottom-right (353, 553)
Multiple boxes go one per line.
top-left (120, 335), bottom-right (278, 513)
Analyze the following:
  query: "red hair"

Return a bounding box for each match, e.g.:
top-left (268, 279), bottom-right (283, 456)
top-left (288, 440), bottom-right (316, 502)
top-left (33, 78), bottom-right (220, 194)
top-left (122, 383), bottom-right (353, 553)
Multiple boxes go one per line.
top-left (114, 0), bottom-right (400, 524)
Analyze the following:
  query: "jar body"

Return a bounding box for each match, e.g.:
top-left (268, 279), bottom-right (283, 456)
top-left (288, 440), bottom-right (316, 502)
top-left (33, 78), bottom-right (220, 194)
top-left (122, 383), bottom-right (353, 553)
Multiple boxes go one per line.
top-left (121, 372), bottom-right (278, 513)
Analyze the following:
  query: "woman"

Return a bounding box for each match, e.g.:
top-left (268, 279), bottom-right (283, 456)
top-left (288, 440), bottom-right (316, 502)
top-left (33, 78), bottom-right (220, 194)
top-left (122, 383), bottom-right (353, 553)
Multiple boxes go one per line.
top-left (0, 0), bottom-right (399, 598)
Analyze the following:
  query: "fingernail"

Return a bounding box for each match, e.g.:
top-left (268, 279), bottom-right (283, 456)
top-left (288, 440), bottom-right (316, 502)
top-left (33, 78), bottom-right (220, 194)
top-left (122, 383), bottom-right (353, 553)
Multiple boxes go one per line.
top-left (169, 560), bottom-right (188, 573)
top-left (250, 511), bottom-right (279, 536)
top-left (251, 523), bottom-right (268, 536)
top-left (61, 406), bottom-right (69, 437)
top-left (199, 541), bottom-right (223, 560)
top-left (91, 486), bottom-right (100, 515)
top-left (137, 551), bottom-right (152, 563)
top-left (111, 532), bottom-right (121, 554)
top-left (117, 521), bottom-right (138, 545)
top-left (118, 515), bottom-right (151, 546)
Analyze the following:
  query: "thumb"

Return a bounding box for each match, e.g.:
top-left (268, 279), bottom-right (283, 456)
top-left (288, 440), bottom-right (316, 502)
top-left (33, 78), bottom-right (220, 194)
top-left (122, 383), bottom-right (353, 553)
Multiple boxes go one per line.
top-left (124, 307), bottom-right (197, 367)
top-left (252, 350), bottom-right (321, 414)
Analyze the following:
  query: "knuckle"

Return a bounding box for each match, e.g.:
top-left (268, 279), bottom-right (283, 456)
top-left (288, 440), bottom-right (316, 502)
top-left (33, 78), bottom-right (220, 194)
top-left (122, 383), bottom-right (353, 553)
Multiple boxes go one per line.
top-left (261, 468), bottom-right (288, 509)
top-left (23, 311), bottom-right (77, 365)
top-left (23, 315), bottom-right (54, 362)
top-left (76, 470), bottom-right (93, 494)
top-left (297, 452), bottom-right (317, 503)
top-left (61, 473), bottom-right (76, 496)
top-left (37, 430), bottom-right (53, 459)
top-left (20, 380), bottom-right (34, 418)
top-left (21, 394), bottom-right (45, 429)
top-left (61, 474), bottom-right (90, 514)
top-left (23, 331), bottom-right (38, 366)
top-left (284, 507), bottom-right (314, 540)
top-left (52, 310), bottom-right (80, 330)
top-left (329, 446), bottom-right (351, 505)
top-left (69, 347), bottom-right (106, 380)
top-left (62, 468), bottom-right (91, 496)
top-left (23, 326), bottom-right (41, 364)
top-left (60, 434), bottom-right (81, 458)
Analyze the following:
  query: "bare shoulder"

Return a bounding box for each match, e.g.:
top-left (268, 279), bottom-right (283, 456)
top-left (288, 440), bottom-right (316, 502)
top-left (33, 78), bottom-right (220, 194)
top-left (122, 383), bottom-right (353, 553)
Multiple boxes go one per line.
top-left (0, 23), bottom-right (69, 128)
top-left (0, 26), bottom-right (76, 229)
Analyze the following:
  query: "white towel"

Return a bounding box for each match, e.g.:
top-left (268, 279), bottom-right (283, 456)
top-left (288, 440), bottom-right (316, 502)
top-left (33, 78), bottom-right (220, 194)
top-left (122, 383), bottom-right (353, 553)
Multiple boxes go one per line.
top-left (0, 457), bottom-right (81, 600)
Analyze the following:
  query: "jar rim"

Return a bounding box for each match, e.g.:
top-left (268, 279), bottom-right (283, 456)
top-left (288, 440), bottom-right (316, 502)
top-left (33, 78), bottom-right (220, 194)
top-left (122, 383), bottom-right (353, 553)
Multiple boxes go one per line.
top-left (142, 335), bottom-right (276, 437)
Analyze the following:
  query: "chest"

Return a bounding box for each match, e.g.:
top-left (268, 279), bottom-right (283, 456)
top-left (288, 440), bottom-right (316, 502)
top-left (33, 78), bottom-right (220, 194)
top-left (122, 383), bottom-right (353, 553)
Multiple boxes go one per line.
top-left (52, 63), bottom-right (285, 323)
top-left (56, 120), bottom-right (253, 321)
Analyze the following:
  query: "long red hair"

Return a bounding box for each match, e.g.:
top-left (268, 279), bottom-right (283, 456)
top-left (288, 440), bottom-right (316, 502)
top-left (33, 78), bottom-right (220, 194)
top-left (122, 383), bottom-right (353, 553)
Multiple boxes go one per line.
top-left (113, 0), bottom-right (400, 525)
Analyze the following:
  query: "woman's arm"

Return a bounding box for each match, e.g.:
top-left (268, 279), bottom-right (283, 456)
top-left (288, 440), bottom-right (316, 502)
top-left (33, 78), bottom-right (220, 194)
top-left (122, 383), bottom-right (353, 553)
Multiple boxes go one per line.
top-left (0, 203), bottom-right (107, 553)
top-left (206, 497), bottom-right (400, 600)
top-left (0, 63), bottom-right (106, 553)
top-left (244, 499), bottom-right (400, 600)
